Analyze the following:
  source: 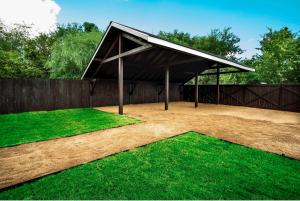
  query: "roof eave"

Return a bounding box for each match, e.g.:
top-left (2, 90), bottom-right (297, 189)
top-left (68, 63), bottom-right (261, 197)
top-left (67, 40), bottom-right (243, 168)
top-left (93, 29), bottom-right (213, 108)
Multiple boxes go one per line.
top-left (147, 36), bottom-right (255, 72)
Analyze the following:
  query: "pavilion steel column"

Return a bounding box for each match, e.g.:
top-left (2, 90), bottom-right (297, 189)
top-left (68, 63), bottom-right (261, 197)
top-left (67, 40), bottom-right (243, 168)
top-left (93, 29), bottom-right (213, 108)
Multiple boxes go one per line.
top-left (118, 34), bottom-right (123, 115)
top-left (195, 72), bottom-right (198, 107)
top-left (216, 66), bottom-right (220, 104)
top-left (165, 66), bottom-right (169, 110)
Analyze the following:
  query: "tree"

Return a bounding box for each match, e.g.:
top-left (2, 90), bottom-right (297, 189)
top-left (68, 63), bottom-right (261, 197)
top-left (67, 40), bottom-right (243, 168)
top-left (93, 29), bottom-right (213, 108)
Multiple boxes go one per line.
top-left (51, 23), bottom-right (84, 39)
top-left (83, 22), bottom-right (99, 32)
top-left (0, 21), bottom-right (102, 79)
top-left (158, 27), bottom-right (243, 60)
top-left (0, 21), bottom-right (46, 78)
top-left (46, 31), bottom-right (103, 79)
top-left (46, 22), bottom-right (103, 79)
top-left (254, 27), bottom-right (300, 83)
top-left (221, 58), bottom-right (260, 84)
top-left (1, 19), bottom-right (298, 84)
top-left (51, 22), bottom-right (100, 39)
top-left (159, 30), bottom-right (192, 47)
top-left (23, 33), bottom-right (55, 78)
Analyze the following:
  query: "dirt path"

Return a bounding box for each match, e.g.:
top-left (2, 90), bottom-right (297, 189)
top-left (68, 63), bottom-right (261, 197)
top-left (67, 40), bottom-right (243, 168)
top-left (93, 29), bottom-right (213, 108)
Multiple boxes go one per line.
top-left (0, 102), bottom-right (300, 189)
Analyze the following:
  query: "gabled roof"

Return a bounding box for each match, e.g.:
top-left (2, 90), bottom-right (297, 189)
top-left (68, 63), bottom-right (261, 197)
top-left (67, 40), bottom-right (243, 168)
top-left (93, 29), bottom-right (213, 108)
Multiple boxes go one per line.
top-left (82, 21), bottom-right (254, 82)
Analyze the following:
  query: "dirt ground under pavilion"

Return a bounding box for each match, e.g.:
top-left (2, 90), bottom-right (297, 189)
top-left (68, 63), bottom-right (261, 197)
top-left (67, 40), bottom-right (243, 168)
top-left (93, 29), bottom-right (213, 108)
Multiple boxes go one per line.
top-left (0, 102), bottom-right (299, 189)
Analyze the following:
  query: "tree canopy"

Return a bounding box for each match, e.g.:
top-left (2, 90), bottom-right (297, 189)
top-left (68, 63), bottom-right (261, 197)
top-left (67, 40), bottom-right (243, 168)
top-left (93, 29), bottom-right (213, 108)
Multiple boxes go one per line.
top-left (158, 27), bottom-right (243, 60)
top-left (0, 21), bottom-right (299, 84)
top-left (46, 31), bottom-right (102, 79)
top-left (159, 27), bottom-right (300, 84)
top-left (0, 21), bottom-right (103, 79)
top-left (254, 27), bottom-right (300, 83)
top-left (0, 22), bottom-right (49, 78)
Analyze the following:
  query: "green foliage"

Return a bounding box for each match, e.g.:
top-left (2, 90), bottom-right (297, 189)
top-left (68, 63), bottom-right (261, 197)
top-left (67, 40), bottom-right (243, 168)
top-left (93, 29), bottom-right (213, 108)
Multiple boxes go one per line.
top-left (0, 21), bottom-right (103, 79)
top-left (159, 28), bottom-right (245, 85)
top-left (0, 22), bottom-right (46, 78)
top-left (0, 20), bottom-right (299, 83)
top-left (49, 22), bottom-right (101, 41)
top-left (23, 34), bottom-right (55, 77)
top-left (52, 23), bottom-right (86, 39)
top-left (45, 22), bottom-right (103, 79)
top-left (0, 108), bottom-right (140, 147)
top-left (220, 58), bottom-right (261, 84)
top-left (173, 27), bottom-right (300, 84)
top-left (0, 49), bottom-right (43, 78)
top-left (1, 132), bottom-right (299, 199)
top-left (46, 31), bottom-right (103, 79)
top-left (159, 30), bottom-right (192, 47)
top-left (254, 27), bottom-right (300, 83)
top-left (83, 22), bottom-right (99, 32)
top-left (159, 27), bottom-right (243, 60)
top-left (224, 27), bottom-right (300, 84)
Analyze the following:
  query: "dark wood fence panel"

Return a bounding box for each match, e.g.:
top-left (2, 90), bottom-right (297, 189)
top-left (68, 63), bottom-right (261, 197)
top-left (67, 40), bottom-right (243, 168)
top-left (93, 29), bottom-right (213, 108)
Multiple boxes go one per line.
top-left (183, 84), bottom-right (300, 112)
top-left (91, 79), bottom-right (182, 107)
top-left (90, 79), bottom-right (120, 107)
top-left (280, 85), bottom-right (300, 111)
top-left (0, 79), bottom-right (182, 114)
top-left (0, 79), bottom-right (90, 114)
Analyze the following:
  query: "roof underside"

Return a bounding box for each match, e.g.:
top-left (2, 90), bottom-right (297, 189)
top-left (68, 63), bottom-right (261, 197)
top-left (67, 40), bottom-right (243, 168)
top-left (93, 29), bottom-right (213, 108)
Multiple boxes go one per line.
top-left (82, 22), bottom-right (254, 83)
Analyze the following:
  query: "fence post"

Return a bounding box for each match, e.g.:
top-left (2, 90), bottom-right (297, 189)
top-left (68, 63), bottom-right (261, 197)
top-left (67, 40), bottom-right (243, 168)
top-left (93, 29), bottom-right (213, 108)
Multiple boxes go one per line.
top-left (243, 86), bottom-right (246, 105)
top-left (89, 79), bottom-right (97, 108)
top-left (216, 67), bottom-right (220, 104)
top-left (195, 72), bottom-right (198, 108)
top-left (165, 66), bottom-right (169, 110)
top-left (279, 84), bottom-right (283, 109)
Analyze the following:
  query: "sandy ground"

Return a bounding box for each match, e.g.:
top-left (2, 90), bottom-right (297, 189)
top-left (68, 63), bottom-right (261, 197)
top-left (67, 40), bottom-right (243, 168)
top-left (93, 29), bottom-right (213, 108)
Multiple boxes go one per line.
top-left (0, 102), bottom-right (300, 189)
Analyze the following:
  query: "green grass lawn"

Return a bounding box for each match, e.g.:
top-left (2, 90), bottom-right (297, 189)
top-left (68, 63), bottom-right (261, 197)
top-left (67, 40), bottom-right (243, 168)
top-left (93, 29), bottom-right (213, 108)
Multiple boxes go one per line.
top-left (0, 108), bottom-right (141, 147)
top-left (1, 132), bottom-right (299, 200)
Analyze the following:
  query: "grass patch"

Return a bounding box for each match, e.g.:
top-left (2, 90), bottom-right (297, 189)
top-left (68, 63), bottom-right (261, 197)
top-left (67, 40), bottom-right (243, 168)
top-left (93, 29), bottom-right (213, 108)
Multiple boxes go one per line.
top-left (0, 132), bottom-right (299, 199)
top-left (0, 108), bottom-right (141, 147)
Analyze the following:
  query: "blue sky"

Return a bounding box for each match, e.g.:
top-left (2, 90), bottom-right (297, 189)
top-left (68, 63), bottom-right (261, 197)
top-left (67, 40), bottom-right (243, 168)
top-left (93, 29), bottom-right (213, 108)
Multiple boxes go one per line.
top-left (56, 0), bottom-right (300, 58)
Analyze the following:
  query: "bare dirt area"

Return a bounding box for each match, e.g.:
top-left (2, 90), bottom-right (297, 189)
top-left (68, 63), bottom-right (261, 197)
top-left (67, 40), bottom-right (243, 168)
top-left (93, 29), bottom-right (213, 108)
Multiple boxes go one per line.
top-left (0, 102), bottom-right (300, 189)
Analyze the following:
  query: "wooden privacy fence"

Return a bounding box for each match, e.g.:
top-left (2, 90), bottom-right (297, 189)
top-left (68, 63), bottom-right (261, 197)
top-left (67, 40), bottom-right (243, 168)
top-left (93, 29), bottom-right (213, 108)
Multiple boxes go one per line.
top-left (183, 84), bottom-right (300, 112)
top-left (1, 79), bottom-right (299, 114)
top-left (0, 79), bottom-right (181, 114)
top-left (0, 79), bottom-right (90, 114)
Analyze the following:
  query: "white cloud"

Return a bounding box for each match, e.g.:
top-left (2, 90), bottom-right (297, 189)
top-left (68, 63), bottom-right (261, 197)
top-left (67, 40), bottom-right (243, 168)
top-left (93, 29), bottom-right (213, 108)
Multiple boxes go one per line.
top-left (0, 0), bottom-right (61, 35)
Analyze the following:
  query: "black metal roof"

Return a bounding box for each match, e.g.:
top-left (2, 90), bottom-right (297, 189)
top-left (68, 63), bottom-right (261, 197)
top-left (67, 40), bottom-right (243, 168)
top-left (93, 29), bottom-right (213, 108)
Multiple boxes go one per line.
top-left (82, 21), bottom-right (254, 83)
